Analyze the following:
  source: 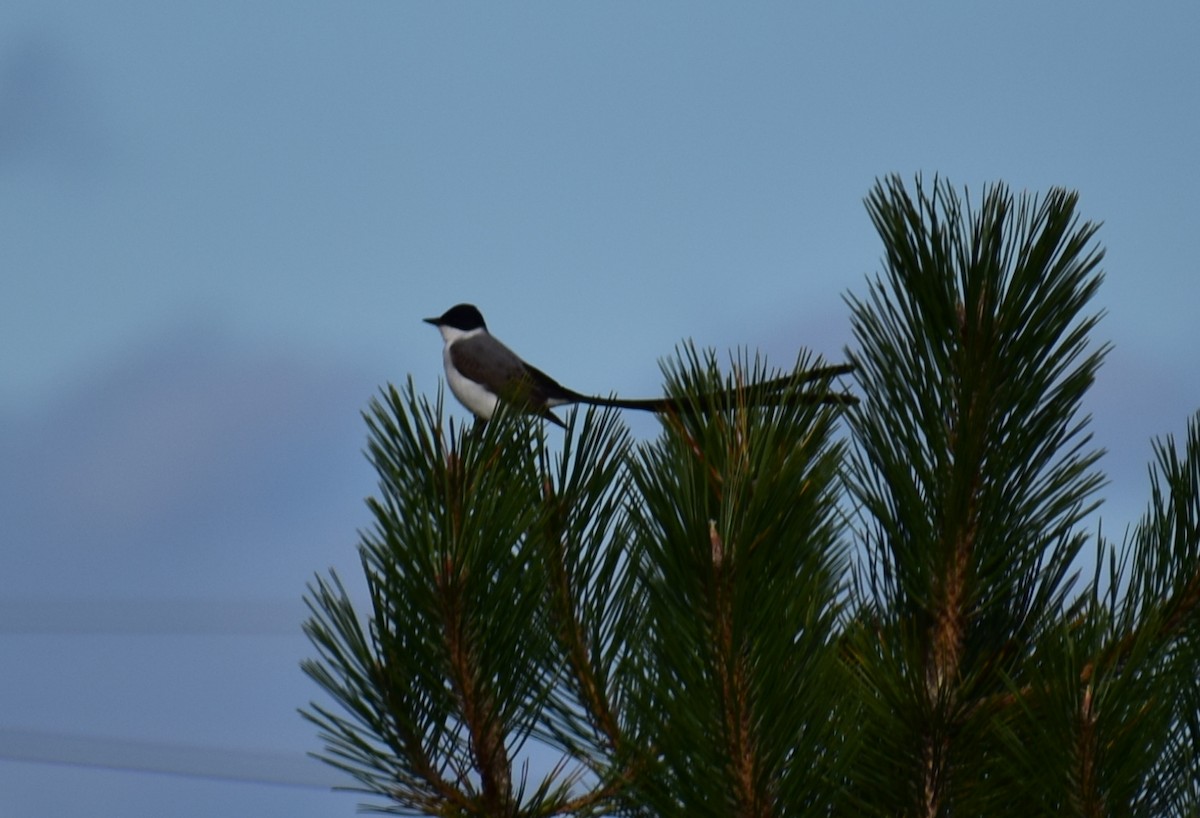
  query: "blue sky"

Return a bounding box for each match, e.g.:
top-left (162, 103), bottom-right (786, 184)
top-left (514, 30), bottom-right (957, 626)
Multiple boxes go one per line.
top-left (1, 2), bottom-right (1197, 816)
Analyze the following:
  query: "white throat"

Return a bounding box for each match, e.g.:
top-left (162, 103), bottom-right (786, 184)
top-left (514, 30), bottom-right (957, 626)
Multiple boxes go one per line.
top-left (437, 324), bottom-right (480, 344)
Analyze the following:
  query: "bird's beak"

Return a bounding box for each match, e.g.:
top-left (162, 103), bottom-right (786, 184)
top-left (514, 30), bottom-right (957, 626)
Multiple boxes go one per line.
top-left (423, 317), bottom-right (439, 326)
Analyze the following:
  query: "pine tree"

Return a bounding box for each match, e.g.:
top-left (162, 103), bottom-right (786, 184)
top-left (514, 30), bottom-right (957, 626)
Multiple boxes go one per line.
top-left (302, 177), bottom-right (1200, 817)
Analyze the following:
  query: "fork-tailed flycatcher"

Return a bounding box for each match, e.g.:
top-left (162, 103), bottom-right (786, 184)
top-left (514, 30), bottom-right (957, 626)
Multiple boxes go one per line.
top-left (425, 303), bottom-right (854, 428)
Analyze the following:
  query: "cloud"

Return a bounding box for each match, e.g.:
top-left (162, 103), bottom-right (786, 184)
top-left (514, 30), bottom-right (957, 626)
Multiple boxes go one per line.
top-left (0, 323), bottom-right (377, 597)
top-left (0, 30), bottom-right (106, 177)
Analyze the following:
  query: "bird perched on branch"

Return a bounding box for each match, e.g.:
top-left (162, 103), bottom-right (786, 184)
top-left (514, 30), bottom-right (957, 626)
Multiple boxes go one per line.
top-left (425, 303), bottom-right (855, 428)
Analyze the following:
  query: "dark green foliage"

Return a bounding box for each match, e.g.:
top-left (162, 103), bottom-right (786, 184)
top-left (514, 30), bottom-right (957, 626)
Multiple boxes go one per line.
top-left (302, 356), bottom-right (852, 817)
top-left (302, 177), bottom-right (1200, 818)
top-left (842, 177), bottom-right (1200, 818)
top-left (621, 348), bottom-right (850, 817)
top-left (993, 415), bottom-right (1200, 818)
top-left (843, 178), bottom-right (1110, 815)
top-left (302, 387), bottom-right (567, 815)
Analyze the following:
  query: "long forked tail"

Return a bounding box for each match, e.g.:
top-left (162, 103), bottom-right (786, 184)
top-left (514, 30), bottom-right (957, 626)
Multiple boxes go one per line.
top-left (570, 362), bottom-right (858, 413)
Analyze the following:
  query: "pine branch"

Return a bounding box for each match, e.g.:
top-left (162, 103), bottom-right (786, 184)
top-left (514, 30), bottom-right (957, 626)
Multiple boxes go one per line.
top-left (302, 383), bottom-right (582, 817)
top-left (844, 176), bottom-right (1108, 817)
top-left (531, 404), bottom-right (644, 813)
top-left (622, 345), bottom-right (851, 817)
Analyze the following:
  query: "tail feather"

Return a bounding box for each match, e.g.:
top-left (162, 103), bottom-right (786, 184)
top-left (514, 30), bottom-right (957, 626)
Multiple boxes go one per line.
top-left (571, 363), bottom-right (858, 414)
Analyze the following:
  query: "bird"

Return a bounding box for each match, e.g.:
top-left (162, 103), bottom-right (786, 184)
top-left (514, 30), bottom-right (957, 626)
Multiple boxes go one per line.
top-left (424, 303), bottom-right (854, 428)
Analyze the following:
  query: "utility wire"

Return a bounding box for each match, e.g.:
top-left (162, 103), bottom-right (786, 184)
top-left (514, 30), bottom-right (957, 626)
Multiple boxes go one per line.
top-left (0, 728), bottom-right (348, 790)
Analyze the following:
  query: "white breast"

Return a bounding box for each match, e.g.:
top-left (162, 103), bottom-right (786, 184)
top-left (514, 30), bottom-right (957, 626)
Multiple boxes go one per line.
top-left (442, 334), bottom-right (499, 419)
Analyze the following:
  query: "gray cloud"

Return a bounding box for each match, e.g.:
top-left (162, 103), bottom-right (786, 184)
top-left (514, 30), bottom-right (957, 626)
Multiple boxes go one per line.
top-left (0, 30), bottom-right (107, 177)
top-left (0, 323), bottom-right (377, 598)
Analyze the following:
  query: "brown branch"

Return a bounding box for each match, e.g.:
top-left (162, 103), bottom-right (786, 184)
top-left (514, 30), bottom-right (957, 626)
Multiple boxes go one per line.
top-left (543, 485), bottom-right (624, 747)
top-left (919, 297), bottom-right (988, 818)
top-left (536, 479), bottom-right (639, 816)
top-left (436, 545), bottom-right (513, 814)
top-left (1074, 683), bottom-right (1104, 818)
top-left (371, 623), bottom-right (476, 815)
top-left (709, 521), bottom-right (770, 818)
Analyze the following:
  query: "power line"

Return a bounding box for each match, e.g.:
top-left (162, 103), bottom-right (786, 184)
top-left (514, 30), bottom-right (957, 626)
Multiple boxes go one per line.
top-left (0, 727), bottom-right (349, 790)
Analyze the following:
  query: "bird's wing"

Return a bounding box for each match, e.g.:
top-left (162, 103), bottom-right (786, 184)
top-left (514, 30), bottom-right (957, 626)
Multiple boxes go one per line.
top-left (450, 334), bottom-right (578, 408)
